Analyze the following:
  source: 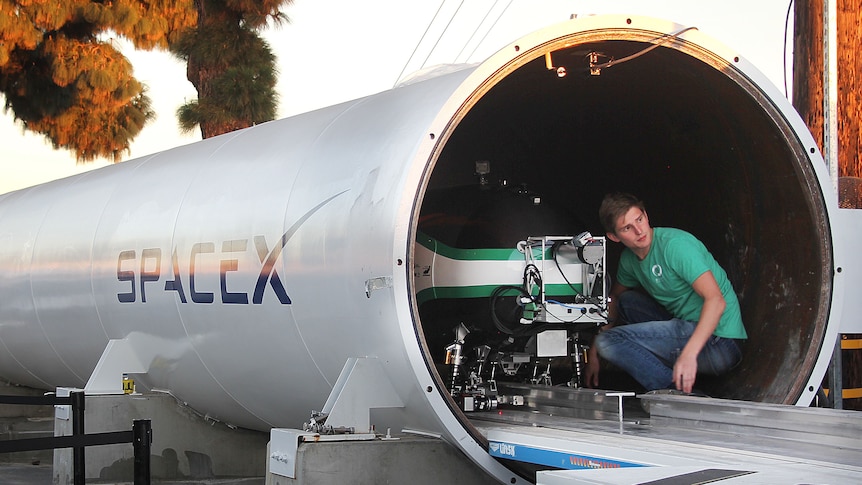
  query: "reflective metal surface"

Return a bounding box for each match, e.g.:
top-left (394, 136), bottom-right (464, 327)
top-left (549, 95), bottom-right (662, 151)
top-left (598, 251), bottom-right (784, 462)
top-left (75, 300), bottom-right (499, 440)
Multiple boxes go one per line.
top-left (0, 15), bottom-right (857, 484)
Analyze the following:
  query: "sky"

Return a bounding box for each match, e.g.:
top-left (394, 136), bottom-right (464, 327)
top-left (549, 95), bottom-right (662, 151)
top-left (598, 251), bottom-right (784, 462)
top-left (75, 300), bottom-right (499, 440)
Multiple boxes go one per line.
top-left (0, 0), bottom-right (794, 195)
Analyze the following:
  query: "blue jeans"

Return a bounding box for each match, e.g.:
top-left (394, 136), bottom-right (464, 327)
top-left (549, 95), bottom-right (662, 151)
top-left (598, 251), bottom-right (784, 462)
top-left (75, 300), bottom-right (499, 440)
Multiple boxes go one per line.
top-left (594, 291), bottom-right (742, 391)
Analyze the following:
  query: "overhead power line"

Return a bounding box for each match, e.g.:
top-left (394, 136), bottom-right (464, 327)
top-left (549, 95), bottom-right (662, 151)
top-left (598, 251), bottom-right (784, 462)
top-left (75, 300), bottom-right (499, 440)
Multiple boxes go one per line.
top-left (394, 0), bottom-right (448, 86)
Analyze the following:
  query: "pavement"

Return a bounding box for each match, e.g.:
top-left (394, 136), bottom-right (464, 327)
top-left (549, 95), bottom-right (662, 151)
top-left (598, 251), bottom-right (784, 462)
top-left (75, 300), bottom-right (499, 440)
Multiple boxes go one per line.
top-left (0, 463), bottom-right (52, 485)
top-left (0, 463), bottom-right (265, 484)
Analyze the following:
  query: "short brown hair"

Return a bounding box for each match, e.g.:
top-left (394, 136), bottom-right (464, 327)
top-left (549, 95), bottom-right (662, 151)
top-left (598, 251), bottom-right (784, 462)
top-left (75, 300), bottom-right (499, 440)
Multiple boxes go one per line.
top-left (599, 192), bottom-right (645, 235)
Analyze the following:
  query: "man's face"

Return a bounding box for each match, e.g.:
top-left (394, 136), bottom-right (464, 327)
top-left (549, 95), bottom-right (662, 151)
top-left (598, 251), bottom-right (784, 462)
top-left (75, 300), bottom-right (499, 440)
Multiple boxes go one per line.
top-left (608, 206), bottom-right (652, 257)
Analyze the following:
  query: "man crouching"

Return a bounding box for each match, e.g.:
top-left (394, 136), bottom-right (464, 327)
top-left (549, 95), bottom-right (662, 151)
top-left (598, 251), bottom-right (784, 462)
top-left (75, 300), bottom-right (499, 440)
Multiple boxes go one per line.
top-left (586, 192), bottom-right (747, 393)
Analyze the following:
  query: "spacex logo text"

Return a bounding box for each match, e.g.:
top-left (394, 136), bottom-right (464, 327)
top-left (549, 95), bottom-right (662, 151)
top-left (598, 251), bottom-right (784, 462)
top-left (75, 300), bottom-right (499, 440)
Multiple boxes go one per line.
top-left (114, 192), bottom-right (346, 305)
top-left (117, 235), bottom-right (291, 305)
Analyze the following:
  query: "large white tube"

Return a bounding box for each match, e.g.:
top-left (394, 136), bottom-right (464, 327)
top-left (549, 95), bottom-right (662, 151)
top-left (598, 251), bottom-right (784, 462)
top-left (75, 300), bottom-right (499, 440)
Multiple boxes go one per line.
top-left (0, 16), bottom-right (855, 483)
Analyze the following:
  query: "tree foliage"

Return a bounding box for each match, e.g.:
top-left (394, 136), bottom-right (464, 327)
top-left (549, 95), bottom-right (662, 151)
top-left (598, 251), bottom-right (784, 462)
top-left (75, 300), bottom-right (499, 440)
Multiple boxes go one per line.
top-left (1, 0), bottom-right (292, 161)
top-left (172, 0), bottom-right (291, 138)
top-left (0, 0), bottom-right (197, 161)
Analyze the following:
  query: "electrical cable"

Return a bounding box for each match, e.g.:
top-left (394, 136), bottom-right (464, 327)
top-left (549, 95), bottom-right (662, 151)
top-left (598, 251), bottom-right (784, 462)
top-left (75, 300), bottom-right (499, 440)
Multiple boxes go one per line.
top-left (783, 0), bottom-right (794, 98)
top-left (420, 0), bottom-right (466, 70)
top-left (544, 299), bottom-right (586, 311)
top-left (394, 0), bottom-right (447, 87)
top-left (523, 263), bottom-right (542, 292)
top-left (490, 260), bottom-right (544, 335)
top-left (454, 0), bottom-right (498, 63)
top-left (551, 241), bottom-right (603, 308)
top-left (489, 285), bottom-right (532, 335)
top-left (465, 0), bottom-right (514, 62)
top-left (493, 239), bottom-right (613, 335)
top-left (590, 26), bottom-right (699, 72)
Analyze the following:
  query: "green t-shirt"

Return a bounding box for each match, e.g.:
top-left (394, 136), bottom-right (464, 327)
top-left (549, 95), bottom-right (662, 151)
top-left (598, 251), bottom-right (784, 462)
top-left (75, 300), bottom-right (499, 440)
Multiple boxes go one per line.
top-left (616, 227), bottom-right (747, 339)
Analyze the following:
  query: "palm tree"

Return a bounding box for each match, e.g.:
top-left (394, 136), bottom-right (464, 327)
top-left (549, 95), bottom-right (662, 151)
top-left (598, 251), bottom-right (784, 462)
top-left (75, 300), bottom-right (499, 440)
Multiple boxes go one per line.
top-left (173, 0), bottom-right (292, 138)
top-left (0, 1), bottom-right (195, 161)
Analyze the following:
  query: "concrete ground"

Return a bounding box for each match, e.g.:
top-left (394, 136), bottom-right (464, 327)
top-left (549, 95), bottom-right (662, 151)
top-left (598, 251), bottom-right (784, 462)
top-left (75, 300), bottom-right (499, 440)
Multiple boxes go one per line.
top-left (0, 462), bottom-right (265, 485)
top-left (0, 463), bottom-right (52, 485)
top-left (0, 385), bottom-right (492, 484)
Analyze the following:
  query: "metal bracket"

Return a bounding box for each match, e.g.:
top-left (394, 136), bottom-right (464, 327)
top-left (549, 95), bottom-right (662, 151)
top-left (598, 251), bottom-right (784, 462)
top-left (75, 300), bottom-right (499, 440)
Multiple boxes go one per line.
top-left (321, 357), bottom-right (404, 433)
top-left (364, 276), bottom-right (392, 297)
top-left (84, 338), bottom-right (151, 394)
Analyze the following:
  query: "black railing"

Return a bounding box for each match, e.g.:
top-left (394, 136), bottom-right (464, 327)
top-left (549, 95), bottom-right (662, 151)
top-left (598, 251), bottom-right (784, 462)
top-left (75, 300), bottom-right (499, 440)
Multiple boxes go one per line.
top-left (0, 391), bottom-right (151, 485)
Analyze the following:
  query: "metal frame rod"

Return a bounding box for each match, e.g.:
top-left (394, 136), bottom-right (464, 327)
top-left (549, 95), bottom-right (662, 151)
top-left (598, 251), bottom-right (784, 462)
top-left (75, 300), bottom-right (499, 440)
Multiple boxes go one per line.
top-left (133, 420), bottom-right (152, 485)
top-left (71, 391), bottom-right (85, 485)
top-left (823, 0), bottom-right (843, 410)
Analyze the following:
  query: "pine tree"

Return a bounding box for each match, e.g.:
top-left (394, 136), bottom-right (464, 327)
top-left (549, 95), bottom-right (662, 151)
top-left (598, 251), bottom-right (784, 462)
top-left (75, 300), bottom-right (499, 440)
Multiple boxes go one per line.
top-left (0, 1), bottom-right (197, 161)
top-left (173, 0), bottom-right (291, 139)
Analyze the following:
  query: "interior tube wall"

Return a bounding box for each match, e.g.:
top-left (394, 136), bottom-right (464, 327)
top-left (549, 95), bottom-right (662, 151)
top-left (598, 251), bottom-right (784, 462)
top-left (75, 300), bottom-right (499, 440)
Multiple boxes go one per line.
top-left (406, 15), bottom-right (842, 416)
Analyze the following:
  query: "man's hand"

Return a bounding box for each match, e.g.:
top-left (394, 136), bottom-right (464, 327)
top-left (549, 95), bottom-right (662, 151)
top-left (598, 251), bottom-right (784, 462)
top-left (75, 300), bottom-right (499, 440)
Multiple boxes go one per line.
top-left (673, 352), bottom-right (698, 393)
top-left (673, 271), bottom-right (725, 394)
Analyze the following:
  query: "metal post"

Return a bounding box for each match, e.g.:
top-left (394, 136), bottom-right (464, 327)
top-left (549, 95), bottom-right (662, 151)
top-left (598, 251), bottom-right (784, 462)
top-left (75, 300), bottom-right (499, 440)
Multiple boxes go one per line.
top-left (823, 0), bottom-right (843, 410)
top-left (830, 335), bottom-right (844, 409)
top-left (71, 391), bottom-right (85, 485)
top-left (133, 419), bottom-right (152, 485)
top-left (824, 0), bottom-right (839, 193)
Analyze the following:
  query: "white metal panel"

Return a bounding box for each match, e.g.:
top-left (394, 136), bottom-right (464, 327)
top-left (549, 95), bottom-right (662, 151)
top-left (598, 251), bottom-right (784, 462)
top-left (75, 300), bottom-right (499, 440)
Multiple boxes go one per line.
top-left (835, 208), bottom-right (862, 333)
top-left (0, 14), bottom-right (853, 485)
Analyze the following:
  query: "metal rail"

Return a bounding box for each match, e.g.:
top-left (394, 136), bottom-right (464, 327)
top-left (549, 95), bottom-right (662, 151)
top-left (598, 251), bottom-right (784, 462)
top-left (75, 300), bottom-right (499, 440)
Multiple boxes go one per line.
top-left (0, 391), bottom-right (151, 485)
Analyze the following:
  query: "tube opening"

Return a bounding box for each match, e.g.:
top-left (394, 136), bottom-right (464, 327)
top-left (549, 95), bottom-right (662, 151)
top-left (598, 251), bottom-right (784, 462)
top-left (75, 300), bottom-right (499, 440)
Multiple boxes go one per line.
top-left (412, 34), bottom-right (831, 438)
